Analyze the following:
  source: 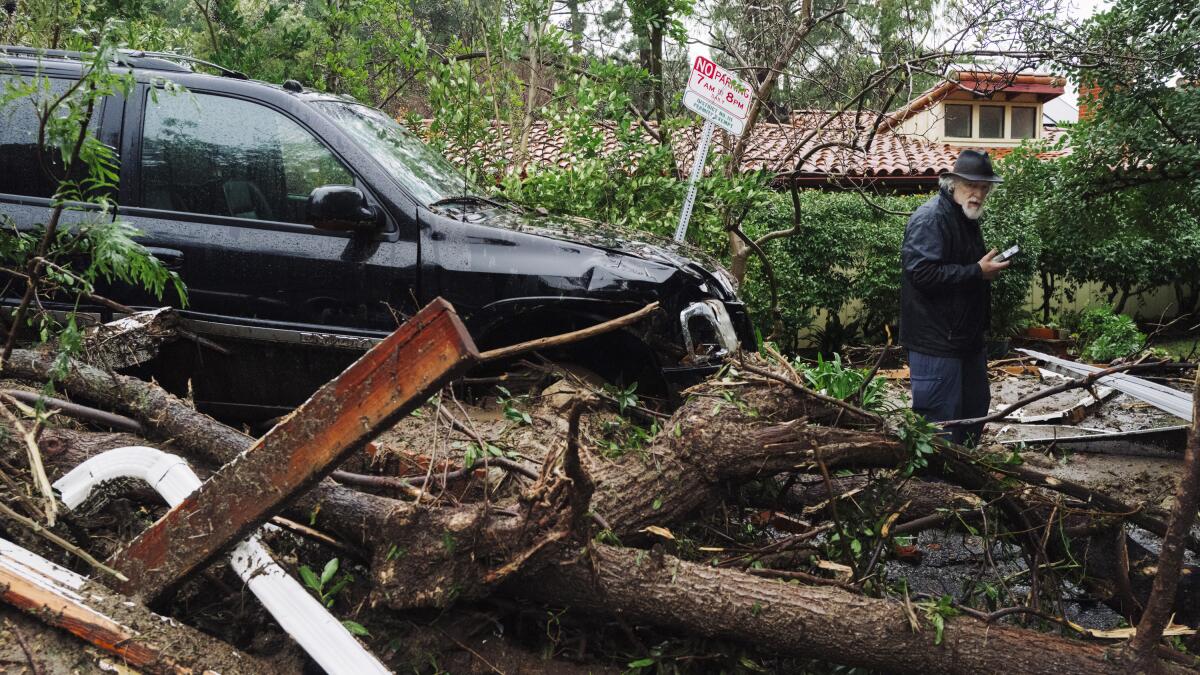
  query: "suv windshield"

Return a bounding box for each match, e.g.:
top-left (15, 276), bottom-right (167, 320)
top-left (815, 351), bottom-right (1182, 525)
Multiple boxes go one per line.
top-left (316, 101), bottom-right (479, 206)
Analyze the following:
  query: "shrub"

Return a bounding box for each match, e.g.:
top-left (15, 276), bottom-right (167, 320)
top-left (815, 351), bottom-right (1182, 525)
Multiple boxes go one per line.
top-left (741, 189), bottom-right (1035, 352)
top-left (1075, 307), bottom-right (1146, 362)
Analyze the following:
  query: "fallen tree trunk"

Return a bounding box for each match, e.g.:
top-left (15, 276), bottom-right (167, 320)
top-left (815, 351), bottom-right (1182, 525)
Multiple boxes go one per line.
top-left (12, 352), bottom-right (1199, 671)
top-left (2, 347), bottom-right (250, 467)
top-left (527, 544), bottom-right (1193, 675)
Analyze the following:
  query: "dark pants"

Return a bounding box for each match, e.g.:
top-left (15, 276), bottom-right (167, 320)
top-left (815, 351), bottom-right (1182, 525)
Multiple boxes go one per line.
top-left (908, 349), bottom-right (990, 446)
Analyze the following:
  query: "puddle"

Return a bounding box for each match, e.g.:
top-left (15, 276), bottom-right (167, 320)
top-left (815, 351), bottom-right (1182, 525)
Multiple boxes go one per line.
top-left (883, 529), bottom-right (1124, 628)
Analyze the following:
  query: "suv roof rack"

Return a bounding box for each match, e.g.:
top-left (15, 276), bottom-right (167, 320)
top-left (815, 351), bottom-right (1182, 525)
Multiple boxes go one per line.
top-left (0, 45), bottom-right (248, 79)
top-left (121, 50), bottom-right (249, 80)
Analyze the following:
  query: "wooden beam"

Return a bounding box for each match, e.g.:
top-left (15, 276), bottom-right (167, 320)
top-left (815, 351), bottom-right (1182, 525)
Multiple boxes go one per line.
top-left (108, 297), bottom-right (479, 602)
top-left (0, 539), bottom-right (274, 674)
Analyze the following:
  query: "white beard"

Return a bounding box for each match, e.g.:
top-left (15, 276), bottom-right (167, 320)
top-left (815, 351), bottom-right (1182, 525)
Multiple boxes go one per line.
top-left (962, 203), bottom-right (984, 220)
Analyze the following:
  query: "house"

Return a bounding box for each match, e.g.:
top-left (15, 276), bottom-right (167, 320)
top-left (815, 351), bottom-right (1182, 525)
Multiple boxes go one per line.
top-left (429, 69), bottom-right (1070, 192)
top-left (706, 70), bottom-right (1070, 192)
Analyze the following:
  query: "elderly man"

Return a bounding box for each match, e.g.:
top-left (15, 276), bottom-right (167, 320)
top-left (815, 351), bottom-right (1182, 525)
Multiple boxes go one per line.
top-left (900, 150), bottom-right (1009, 445)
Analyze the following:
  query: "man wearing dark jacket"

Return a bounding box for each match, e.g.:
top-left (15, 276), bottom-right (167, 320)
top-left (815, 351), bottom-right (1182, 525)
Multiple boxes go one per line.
top-left (900, 150), bottom-right (1009, 445)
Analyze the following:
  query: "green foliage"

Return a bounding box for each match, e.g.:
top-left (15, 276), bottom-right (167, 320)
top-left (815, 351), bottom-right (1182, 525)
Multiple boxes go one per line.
top-left (596, 417), bottom-right (660, 460)
top-left (982, 0), bottom-right (1200, 320)
top-left (299, 557), bottom-right (353, 608)
top-left (895, 409), bottom-right (939, 476)
top-left (978, 146), bottom-right (1047, 334)
top-left (1066, 0), bottom-right (1200, 193)
top-left (496, 386), bottom-right (533, 426)
top-left (916, 594), bottom-right (960, 646)
top-left (604, 381), bottom-right (640, 415)
top-left (461, 439), bottom-right (507, 469)
top-left (794, 353), bottom-right (885, 411)
top-left (1075, 307), bottom-right (1146, 362)
top-left (740, 191), bottom-right (934, 351)
top-left (988, 133), bottom-right (1200, 323)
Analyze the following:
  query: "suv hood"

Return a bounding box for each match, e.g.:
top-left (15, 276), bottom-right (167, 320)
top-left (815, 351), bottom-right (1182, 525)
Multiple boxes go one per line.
top-left (478, 208), bottom-right (736, 291)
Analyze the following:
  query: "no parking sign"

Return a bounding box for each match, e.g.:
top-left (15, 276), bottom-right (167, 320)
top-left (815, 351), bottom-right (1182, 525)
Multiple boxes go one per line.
top-left (674, 55), bottom-right (755, 242)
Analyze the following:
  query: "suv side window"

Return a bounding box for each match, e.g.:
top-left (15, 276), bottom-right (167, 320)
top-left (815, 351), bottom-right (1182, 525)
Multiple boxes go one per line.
top-left (140, 91), bottom-right (353, 224)
top-left (0, 75), bottom-right (103, 199)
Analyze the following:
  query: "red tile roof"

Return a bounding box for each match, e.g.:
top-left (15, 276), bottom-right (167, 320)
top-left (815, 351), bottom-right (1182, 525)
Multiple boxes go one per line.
top-left (418, 69), bottom-right (1068, 186)
top-left (422, 116), bottom-right (1069, 186)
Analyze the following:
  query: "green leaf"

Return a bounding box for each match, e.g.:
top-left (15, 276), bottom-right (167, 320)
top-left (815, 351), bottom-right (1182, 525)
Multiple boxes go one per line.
top-left (299, 565), bottom-right (321, 593)
top-left (627, 658), bottom-right (656, 668)
top-left (321, 558), bottom-right (339, 586)
top-left (342, 620), bottom-right (370, 637)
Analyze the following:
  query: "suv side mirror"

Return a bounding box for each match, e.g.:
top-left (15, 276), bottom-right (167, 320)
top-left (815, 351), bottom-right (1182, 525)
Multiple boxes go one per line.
top-left (307, 185), bottom-right (381, 231)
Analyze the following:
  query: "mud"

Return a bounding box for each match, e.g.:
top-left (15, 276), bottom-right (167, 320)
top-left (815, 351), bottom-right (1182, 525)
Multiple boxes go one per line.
top-left (0, 607), bottom-right (104, 674)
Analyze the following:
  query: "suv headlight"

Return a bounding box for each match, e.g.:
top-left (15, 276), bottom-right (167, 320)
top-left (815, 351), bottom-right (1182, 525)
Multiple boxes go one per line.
top-left (679, 300), bottom-right (740, 359)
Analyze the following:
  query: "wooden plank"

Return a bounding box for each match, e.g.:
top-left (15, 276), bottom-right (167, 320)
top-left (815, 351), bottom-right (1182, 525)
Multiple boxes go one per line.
top-left (0, 539), bottom-right (270, 674)
top-left (108, 297), bottom-right (479, 602)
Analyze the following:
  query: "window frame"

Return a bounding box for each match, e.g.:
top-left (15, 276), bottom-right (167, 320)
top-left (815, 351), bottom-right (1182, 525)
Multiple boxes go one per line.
top-left (940, 101), bottom-right (1042, 142)
top-left (127, 84), bottom-right (392, 236)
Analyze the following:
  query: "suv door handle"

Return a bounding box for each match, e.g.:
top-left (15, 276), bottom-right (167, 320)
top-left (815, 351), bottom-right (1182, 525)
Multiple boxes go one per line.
top-left (145, 246), bottom-right (184, 271)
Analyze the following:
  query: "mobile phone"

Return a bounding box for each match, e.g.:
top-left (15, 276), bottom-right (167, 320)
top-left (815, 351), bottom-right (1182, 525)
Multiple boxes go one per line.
top-left (995, 244), bottom-right (1019, 263)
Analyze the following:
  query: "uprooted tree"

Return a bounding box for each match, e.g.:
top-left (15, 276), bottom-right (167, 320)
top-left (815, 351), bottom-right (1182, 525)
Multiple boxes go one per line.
top-left (1, 2), bottom-right (1199, 673)
top-left (0, 304), bottom-right (1198, 672)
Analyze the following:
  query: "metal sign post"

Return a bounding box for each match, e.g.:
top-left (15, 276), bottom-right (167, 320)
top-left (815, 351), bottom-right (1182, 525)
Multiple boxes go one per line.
top-left (674, 119), bottom-right (715, 243)
top-left (674, 55), bottom-right (753, 243)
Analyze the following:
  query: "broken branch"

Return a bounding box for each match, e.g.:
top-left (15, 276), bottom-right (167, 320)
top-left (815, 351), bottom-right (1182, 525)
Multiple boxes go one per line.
top-left (478, 301), bottom-right (659, 363)
top-left (1129, 366), bottom-right (1200, 668)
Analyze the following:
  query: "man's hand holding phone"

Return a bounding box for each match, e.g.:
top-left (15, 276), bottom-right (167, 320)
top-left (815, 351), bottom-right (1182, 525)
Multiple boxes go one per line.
top-left (978, 248), bottom-right (1012, 280)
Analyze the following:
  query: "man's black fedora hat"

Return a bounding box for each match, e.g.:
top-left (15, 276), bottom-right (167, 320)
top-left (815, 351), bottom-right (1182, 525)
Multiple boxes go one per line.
top-left (946, 149), bottom-right (1003, 183)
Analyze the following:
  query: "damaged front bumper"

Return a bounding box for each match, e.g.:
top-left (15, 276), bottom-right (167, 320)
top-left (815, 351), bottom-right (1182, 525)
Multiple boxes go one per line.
top-left (680, 299), bottom-right (741, 358)
top-left (662, 299), bottom-right (756, 390)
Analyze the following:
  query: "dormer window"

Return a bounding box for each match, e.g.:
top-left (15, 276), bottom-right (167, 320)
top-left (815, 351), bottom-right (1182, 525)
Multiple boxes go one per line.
top-left (941, 102), bottom-right (1039, 141)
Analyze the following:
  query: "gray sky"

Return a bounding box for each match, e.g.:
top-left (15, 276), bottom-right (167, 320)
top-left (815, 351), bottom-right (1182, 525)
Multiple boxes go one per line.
top-left (1042, 0), bottom-right (1110, 122)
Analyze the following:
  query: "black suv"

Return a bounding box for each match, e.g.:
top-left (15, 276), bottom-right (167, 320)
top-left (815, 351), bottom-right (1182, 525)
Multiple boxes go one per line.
top-left (1, 47), bottom-right (754, 420)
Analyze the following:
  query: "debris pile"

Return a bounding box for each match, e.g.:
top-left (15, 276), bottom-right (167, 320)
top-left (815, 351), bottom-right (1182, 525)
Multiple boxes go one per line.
top-left (0, 300), bottom-right (1197, 673)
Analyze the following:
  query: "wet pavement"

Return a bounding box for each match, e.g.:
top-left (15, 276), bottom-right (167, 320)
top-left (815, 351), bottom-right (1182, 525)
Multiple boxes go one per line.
top-left (877, 361), bottom-right (1194, 628)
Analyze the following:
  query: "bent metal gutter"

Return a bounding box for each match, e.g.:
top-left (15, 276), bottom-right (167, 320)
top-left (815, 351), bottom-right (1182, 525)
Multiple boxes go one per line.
top-left (1017, 348), bottom-right (1193, 422)
top-left (53, 446), bottom-right (390, 675)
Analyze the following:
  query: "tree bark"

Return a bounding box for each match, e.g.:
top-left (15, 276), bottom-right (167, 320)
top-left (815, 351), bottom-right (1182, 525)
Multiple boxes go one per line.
top-left (2, 347), bottom-right (252, 466)
top-left (526, 544), bottom-right (1188, 675)
top-left (16, 352), bottom-right (1200, 671)
top-left (1129, 367), bottom-right (1200, 669)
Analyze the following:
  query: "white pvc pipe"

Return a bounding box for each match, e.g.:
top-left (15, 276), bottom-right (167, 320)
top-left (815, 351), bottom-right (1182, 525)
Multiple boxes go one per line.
top-left (53, 446), bottom-right (390, 675)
